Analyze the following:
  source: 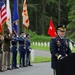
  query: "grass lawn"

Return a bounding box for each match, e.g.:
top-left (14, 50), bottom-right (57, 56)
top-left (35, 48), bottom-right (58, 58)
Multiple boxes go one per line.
top-left (71, 47), bottom-right (75, 53)
top-left (72, 50), bottom-right (75, 53)
top-left (31, 45), bottom-right (49, 51)
top-left (12, 45), bottom-right (75, 64)
top-left (15, 53), bottom-right (51, 64)
top-left (32, 56), bottom-right (51, 63)
top-left (31, 44), bottom-right (75, 52)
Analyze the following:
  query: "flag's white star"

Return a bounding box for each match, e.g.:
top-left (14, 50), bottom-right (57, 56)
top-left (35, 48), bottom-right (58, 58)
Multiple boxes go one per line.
top-left (50, 26), bottom-right (52, 30)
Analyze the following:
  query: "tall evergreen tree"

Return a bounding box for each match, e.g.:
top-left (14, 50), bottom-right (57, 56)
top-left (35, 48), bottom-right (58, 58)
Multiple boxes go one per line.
top-left (67, 0), bottom-right (75, 38)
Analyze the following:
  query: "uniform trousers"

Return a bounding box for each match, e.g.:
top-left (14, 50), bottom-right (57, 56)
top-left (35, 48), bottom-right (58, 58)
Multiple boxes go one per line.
top-left (19, 51), bottom-right (25, 67)
top-left (12, 51), bottom-right (17, 68)
top-left (53, 69), bottom-right (59, 75)
top-left (0, 53), bottom-right (2, 70)
top-left (3, 51), bottom-right (10, 70)
top-left (26, 51), bottom-right (31, 65)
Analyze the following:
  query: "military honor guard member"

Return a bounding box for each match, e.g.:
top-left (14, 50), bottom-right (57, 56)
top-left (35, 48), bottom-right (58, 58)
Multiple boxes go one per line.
top-left (50, 24), bottom-right (72, 75)
top-left (18, 32), bottom-right (26, 67)
top-left (3, 29), bottom-right (12, 70)
top-left (11, 33), bottom-right (18, 69)
top-left (26, 34), bottom-right (32, 66)
top-left (0, 33), bottom-right (4, 72)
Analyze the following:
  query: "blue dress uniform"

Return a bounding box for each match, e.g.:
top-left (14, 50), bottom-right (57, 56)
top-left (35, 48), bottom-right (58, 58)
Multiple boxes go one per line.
top-left (11, 36), bottom-right (18, 69)
top-left (50, 24), bottom-right (72, 75)
top-left (26, 34), bottom-right (32, 66)
top-left (18, 36), bottom-right (26, 67)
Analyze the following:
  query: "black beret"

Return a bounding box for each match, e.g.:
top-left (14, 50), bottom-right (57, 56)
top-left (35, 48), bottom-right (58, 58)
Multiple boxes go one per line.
top-left (20, 32), bottom-right (24, 34)
top-left (26, 34), bottom-right (30, 37)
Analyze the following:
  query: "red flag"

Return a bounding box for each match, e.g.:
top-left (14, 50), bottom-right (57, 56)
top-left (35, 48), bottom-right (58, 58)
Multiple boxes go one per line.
top-left (0, 11), bottom-right (2, 32)
top-left (47, 19), bottom-right (56, 37)
top-left (22, 0), bottom-right (29, 28)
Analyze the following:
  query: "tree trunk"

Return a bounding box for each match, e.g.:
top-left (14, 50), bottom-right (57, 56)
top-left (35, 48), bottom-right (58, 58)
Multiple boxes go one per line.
top-left (41, 0), bottom-right (46, 35)
top-left (35, 10), bottom-right (38, 33)
top-left (19, 0), bottom-right (24, 33)
top-left (58, 0), bottom-right (61, 25)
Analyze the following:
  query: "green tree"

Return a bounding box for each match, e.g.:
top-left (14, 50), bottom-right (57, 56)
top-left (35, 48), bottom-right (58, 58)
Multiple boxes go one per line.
top-left (9, 0), bottom-right (70, 35)
top-left (67, 0), bottom-right (75, 38)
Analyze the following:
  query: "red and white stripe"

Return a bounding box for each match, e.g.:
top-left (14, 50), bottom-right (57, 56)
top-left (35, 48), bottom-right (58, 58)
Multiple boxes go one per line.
top-left (1, 4), bottom-right (7, 25)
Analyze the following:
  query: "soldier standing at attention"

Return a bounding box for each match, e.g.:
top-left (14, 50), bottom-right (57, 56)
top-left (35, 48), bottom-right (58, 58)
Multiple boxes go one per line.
top-left (0, 33), bottom-right (4, 72)
top-left (11, 33), bottom-right (18, 69)
top-left (26, 34), bottom-right (32, 66)
top-left (18, 32), bottom-right (26, 67)
top-left (3, 29), bottom-right (12, 71)
top-left (50, 24), bottom-right (72, 75)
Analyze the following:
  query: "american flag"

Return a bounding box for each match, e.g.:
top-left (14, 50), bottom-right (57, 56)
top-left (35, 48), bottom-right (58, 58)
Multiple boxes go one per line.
top-left (0, 0), bottom-right (7, 25)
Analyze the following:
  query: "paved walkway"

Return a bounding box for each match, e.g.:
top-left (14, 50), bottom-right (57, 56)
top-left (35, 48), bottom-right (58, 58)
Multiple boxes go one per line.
top-left (0, 50), bottom-right (53, 75)
top-left (0, 62), bottom-right (53, 75)
top-left (34, 49), bottom-right (51, 57)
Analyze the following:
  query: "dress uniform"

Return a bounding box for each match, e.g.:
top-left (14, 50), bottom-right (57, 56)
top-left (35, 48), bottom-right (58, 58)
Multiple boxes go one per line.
top-left (18, 32), bottom-right (26, 67)
top-left (26, 34), bottom-right (32, 66)
top-left (11, 33), bottom-right (18, 69)
top-left (50, 24), bottom-right (72, 75)
top-left (3, 29), bottom-right (12, 70)
top-left (0, 33), bottom-right (4, 72)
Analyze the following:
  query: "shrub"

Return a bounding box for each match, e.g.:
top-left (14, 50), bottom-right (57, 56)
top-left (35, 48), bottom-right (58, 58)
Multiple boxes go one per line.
top-left (31, 35), bottom-right (51, 42)
top-left (26, 29), bottom-right (51, 42)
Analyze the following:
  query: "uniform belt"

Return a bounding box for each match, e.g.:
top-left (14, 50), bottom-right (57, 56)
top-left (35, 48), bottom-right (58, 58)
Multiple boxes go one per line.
top-left (19, 45), bottom-right (24, 46)
top-left (12, 45), bottom-right (17, 46)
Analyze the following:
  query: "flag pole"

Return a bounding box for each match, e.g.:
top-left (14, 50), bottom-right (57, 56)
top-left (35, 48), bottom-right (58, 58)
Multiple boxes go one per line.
top-left (24, 26), bottom-right (27, 34)
top-left (22, 0), bottom-right (25, 33)
top-left (2, 23), bottom-right (4, 35)
top-left (22, 0), bottom-right (27, 34)
top-left (50, 16), bottom-right (52, 19)
top-left (17, 0), bottom-right (19, 35)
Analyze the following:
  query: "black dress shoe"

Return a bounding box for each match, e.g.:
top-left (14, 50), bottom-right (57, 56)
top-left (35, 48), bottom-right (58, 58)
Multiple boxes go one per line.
top-left (23, 65), bottom-right (27, 67)
top-left (12, 67), bottom-right (18, 69)
top-left (19, 65), bottom-right (22, 67)
top-left (29, 64), bottom-right (33, 66)
top-left (15, 67), bottom-right (19, 69)
top-left (0, 70), bottom-right (4, 72)
top-left (7, 68), bottom-right (12, 70)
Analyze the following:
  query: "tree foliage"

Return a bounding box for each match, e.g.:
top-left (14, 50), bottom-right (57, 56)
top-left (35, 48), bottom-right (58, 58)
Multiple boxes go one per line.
top-left (9, 0), bottom-right (75, 37)
top-left (67, 0), bottom-right (75, 38)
